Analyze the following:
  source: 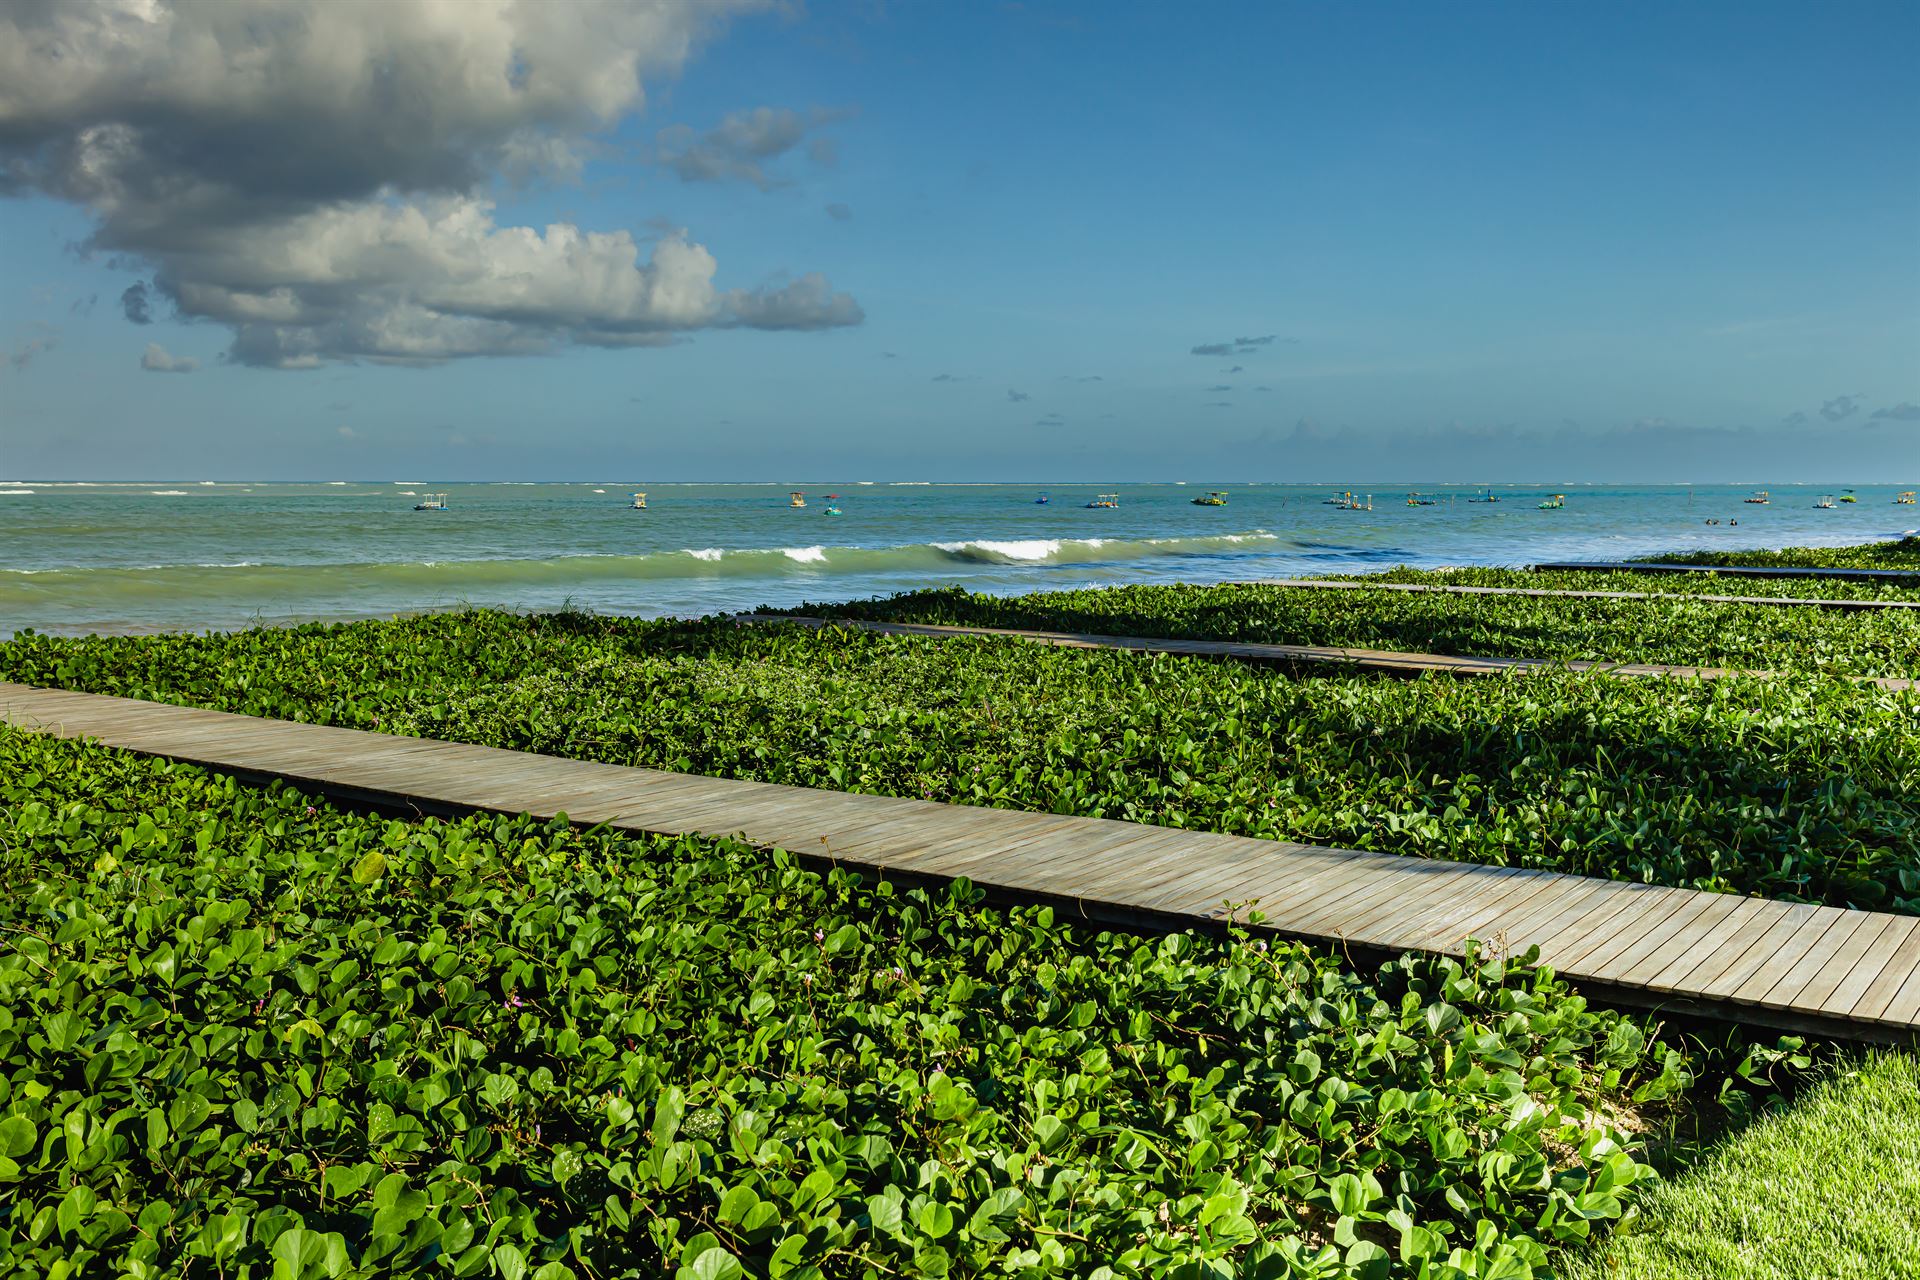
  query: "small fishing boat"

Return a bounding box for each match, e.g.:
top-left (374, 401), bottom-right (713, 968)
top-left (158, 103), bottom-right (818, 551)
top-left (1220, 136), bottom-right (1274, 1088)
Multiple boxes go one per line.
top-left (1405, 492), bottom-right (1437, 507)
top-left (1035, 492), bottom-right (1050, 505)
top-left (1814, 495), bottom-right (1835, 509)
top-left (823, 504), bottom-right (843, 517)
top-left (1537, 494), bottom-right (1565, 510)
top-left (1898, 492), bottom-right (1917, 506)
top-left (630, 491), bottom-right (647, 510)
top-left (789, 491), bottom-right (807, 508)
top-left (1085, 493), bottom-right (1120, 509)
top-left (1744, 490), bottom-right (1770, 504)
top-left (1840, 490), bottom-right (1857, 503)
top-left (1191, 490), bottom-right (1228, 506)
top-left (413, 492), bottom-right (448, 511)
top-left (1467, 487), bottom-right (1499, 503)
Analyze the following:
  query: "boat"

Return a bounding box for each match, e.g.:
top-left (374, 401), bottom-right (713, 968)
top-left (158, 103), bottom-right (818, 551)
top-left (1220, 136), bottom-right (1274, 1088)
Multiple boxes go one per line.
top-left (1840, 490), bottom-right (1857, 503)
top-left (789, 491), bottom-right (806, 508)
top-left (1814, 495), bottom-right (1835, 509)
top-left (822, 504), bottom-right (843, 517)
top-left (1191, 490), bottom-right (1228, 506)
top-left (412, 492), bottom-right (448, 511)
top-left (1467, 487), bottom-right (1499, 503)
top-left (1537, 494), bottom-right (1565, 510)
top-left (629, 491), bottom-right (647, 510)
top-left (1085, 493), bottom-right (1120, 509)
top-left (1035, 492), bottom-right (1050, 505)
top-left (1744, 490), bottom-right (1770, 504)
top-left (1405, 492), bottom-right (1437, 507)
top-left (1898, 492), bottom-right (1917, 506)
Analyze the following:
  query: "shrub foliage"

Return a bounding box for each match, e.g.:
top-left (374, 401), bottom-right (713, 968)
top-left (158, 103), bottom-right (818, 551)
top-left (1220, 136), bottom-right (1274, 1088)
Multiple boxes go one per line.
top-left (0, 730), bottom-right (1674, 1278)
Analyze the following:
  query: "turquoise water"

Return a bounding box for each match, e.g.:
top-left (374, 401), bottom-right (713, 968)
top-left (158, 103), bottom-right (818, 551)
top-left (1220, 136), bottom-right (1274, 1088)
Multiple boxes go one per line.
top-left (0, 480), bottom-right (1910, 635)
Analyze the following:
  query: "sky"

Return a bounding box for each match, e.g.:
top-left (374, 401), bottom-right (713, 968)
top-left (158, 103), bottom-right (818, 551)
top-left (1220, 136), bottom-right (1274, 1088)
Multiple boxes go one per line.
top-left (1, 0), bottom-right (1916, 482)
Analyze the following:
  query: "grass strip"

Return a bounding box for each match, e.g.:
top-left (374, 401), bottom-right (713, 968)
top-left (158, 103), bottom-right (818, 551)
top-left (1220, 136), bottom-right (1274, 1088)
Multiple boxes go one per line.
top-left (1558, 1051), bottom-right (1920, 1280)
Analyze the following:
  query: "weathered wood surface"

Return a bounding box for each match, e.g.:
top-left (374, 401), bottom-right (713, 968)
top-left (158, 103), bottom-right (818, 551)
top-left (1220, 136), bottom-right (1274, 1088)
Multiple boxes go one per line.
top-left (1534, 560), bottom-right (1920, 583)
top-left (1233, 577), bottom-right (1920, 611)
top-left (746, 615), bottom-right (1916, 691)
top-left (4, 680), bottom-right (1916, 1042)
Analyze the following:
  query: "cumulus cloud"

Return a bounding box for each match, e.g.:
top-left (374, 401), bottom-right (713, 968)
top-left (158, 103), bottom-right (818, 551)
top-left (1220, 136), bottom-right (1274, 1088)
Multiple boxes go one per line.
top-left (1207, 384), bottom-right (1232, 392)
top-left (824, 202), bottom-right (853, 222)
top-left (1190, 342), bottom-right (1234, 357)
top-left (656, 106), bottom-right (851, 191)
top-left (0, 0), bottom-right (860, 368)
top-left (140, 342), bottom-right (196, 372)
top-left (1781, 410), bottom-right (1809, 427)
top-left (1821, 394), bottom-right (1862, 422)
top-left (1006, 389), bottom-right (1030, 402)
top-left (1872, 403), bottom-right (1920, 422)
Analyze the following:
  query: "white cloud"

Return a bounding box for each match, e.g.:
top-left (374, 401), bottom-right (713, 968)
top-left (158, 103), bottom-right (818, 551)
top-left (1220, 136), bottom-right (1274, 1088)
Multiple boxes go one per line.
top-left (0, 0), bottom-right (861, 368)
top-left (139, 342), bottom-right (196, 372)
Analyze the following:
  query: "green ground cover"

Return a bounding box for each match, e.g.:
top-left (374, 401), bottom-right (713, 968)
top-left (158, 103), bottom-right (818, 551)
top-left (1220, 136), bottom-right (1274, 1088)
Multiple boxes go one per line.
top-left (1559, 1052), bottom-right (1920, 1280)
top-left (1314, 565), bottom-right (1920, 604)
top-left (4, 612), bottom-right (1919, 911)
top-left (1632, 536), bottom-right (1920, 572)
top-left (791, 582), bottom-right (1920, 679)
top-left (0, 726), bottom-right (1682, 1279)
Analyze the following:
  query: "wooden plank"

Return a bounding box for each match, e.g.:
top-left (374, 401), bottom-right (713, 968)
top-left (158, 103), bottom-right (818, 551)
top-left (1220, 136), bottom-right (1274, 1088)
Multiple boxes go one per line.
top-left (1234, 578), bottom-right (1920, 611)
top-left (1760, 913), bottom-right (1874, 1010)
top-left (746, 616), bottom-right (1913, 692)
top-left (1640, 896), bottom-right (1778, 993)
top-left (1851, 922), bottom-right (1920, 1023)
top-left (1534, 561), bottom-right (1920, 583)
top-left (4, 679), bottom-right (1917, 1041)
top-left (1826, 917), bottom-right (1920, 1016)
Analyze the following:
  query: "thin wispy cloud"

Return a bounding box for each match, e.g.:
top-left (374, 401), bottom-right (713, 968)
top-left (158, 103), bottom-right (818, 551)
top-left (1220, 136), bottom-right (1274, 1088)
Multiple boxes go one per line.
top-left (1821, 394), bottom-right (1863, 422)
top-left (1190, 334), bottom-right (1290, 356)
top-left (657, 106), bottom-right (853, 192)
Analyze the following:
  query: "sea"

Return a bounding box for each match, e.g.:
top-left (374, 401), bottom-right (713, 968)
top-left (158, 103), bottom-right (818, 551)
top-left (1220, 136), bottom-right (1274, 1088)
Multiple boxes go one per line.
top-left (0, 480), bottom-right (1910, 637)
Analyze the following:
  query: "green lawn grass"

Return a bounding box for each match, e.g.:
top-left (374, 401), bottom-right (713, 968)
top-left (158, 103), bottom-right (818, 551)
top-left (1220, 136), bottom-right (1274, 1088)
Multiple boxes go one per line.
top-left (1560, 1051), bottom-right (1920, 1280)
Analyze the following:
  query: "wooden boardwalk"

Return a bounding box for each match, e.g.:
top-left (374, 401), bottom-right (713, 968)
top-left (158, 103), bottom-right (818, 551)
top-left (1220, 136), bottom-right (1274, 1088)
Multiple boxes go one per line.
top-left (751, 615), bottom-right (1916, 690)
top-left (1535, 560), bottom-right (1920, 584)
top-left (1235, 577), bottom-right (1920, 611)
top-left (4, 679), bottom-right (1917, 1042)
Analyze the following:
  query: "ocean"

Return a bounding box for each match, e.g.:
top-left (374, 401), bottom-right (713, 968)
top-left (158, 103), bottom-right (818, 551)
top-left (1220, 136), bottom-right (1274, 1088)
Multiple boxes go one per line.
top-left (0, 480), bottom-right (1909, 636)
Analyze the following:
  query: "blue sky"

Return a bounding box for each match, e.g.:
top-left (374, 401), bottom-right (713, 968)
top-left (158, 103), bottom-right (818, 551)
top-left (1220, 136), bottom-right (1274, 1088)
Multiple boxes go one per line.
top-left (2, 0), bottom-right (1916, 481)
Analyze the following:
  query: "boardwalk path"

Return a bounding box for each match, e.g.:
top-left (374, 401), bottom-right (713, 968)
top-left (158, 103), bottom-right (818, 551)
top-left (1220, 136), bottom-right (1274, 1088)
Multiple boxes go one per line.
top-left (4, 680), bottom-right (1916, 1042)
top-left (1234, 577), bottom-right (1920, 611)
top-left (747, 616), bottom-right (1917, 691)
top-left (1535, 560), bottom-right (1920, 583)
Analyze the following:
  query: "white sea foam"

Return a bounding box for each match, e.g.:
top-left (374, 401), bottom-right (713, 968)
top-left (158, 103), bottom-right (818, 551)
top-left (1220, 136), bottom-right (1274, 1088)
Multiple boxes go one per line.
top-left (685, 548), bottom-right (724, 562)
top-left (0, 489), bottom-right (34, 496)
top-left (782, 546), bottom-right (828, 564)
top-left (150, 490), bottom-right (190, 496)
top-left (933, 538), bottom-right (1062, 562)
